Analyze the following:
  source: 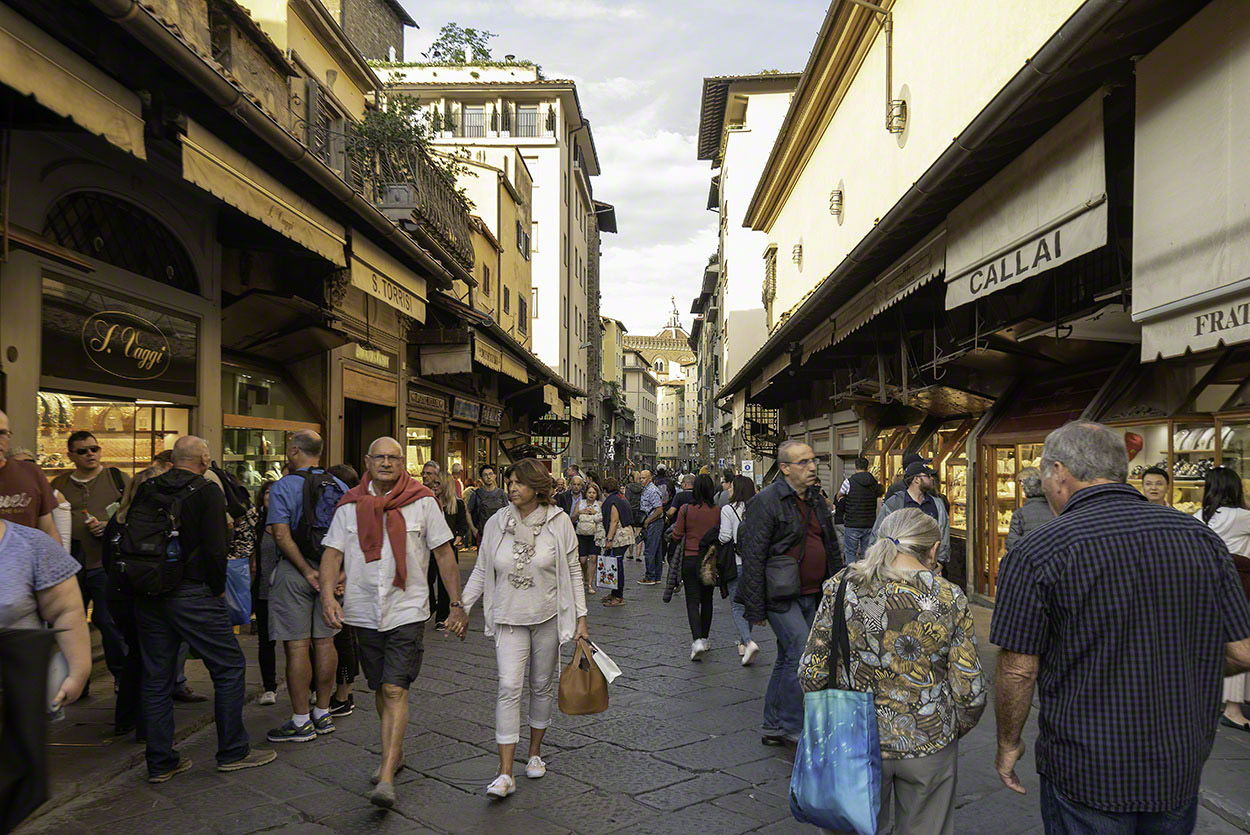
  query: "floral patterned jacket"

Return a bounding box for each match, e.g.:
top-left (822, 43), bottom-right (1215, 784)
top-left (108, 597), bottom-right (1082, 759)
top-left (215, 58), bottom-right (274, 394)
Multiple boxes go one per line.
top-left (798, 567), bottom-right (986, 759)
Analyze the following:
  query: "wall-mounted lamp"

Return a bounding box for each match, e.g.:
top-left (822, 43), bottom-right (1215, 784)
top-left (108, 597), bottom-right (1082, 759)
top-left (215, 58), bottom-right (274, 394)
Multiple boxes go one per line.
top-left (792, 242), bottom-right (803, 269)
top-left (829, 188), bottom-right (844, 220)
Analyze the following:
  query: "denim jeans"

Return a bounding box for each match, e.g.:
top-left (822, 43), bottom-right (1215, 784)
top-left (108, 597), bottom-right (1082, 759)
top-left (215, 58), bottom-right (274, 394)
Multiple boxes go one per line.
top-left (1040, 778), bottom-right (1198, 835)
top-left (136, 583), bottom-right (250, 775)
top-left (80, 567), bottom-right (128, 677)
top-left (725, 577), bottom-right (753, 646)
top-left (843, 527), bottom-right (872, 563)
top-left (763, 593), bottom-right (819, 738)
top-left (644, 519), bottom-right (664, 581)
top-left (109, 596), bottom-right (144, 737)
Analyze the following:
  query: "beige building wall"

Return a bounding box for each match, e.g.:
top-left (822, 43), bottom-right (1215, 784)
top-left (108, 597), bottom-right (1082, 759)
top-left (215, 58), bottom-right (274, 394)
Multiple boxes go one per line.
top-left (764, 0), bottom-right (1085, 320)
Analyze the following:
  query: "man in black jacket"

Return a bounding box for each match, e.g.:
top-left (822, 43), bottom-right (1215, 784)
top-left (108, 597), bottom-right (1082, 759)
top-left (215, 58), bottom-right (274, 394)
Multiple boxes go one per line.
top-left (884, 452), bottom-right (928, 500)
top-left (735, 440), bottom-right (843, 746)
top-left (841, 457), bottom-right (882, 562)
top-left (134, 436), bottom-right (276, 782)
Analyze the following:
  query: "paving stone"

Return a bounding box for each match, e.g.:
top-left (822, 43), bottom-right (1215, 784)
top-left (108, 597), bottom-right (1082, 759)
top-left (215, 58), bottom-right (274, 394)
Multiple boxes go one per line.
top-left (62, 783), bottom-right (175, 824)
top-left (635, 772), bottom-right (751, 811)
top-left (527, 789), bottom-right (662, 835)
top-left (91, 807), bottom-right (215, 835)
top-left (725, 755), bottom-right (795, 786)
top-left (287, 783), bottom-right (375, 820)
top-left (575, 714), bottom-right (711, 752)
top-left (618, 799), bottom-right (758, 835)
top-left (241, 759), bottom-right (336, 801)
top-left (652, 728), bottom-right (778, 771)
top-left (207, 802), bottom-right (303, 834)
top-left (546, 743), bottom-right (689, 794)
top-left (710, 786), bottom-right (792, 823)
top-left (403, 741), bottom-right (485, 774)
top-left (319, 807), bottom-right (438, 834)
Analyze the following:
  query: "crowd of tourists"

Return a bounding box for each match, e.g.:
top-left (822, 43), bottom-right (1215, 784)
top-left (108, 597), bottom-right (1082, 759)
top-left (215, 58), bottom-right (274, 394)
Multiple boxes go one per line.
top-left (5, 402), bottom-right (1250, 832)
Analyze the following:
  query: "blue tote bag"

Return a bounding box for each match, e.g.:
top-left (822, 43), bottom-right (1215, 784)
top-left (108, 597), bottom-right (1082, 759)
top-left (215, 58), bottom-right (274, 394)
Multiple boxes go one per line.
top-left (790, 575), bottom-right (881, 834)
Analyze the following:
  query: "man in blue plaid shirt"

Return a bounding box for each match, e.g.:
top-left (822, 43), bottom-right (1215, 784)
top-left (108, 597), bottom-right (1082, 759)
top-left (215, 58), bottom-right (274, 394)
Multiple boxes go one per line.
top-left (991, 421), bottom-right (1250, 833)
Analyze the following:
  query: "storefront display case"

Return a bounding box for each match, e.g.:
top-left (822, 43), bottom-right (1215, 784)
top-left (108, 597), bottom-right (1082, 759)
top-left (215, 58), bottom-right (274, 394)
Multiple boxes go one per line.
top-left (221, 426), bottom-right (291, 496)
top-left (36, 391), bottom-right (189, 478)
top-left (406, 426), bottom-right (435, 475)
top-left (221, 365), bottom-right (321, 499)
top-left (978, 442), bottom-right (1044, 595)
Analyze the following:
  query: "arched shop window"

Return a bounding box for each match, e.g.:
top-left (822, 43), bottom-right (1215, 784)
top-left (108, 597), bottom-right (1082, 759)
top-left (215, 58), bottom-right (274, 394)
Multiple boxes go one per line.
top-left (43, 191), bottom-right (199, 294)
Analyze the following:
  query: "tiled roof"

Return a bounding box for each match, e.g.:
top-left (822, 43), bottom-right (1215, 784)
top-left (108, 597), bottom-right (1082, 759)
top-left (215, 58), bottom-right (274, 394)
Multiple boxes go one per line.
top-left (696, 73), bottom-right (801, 162)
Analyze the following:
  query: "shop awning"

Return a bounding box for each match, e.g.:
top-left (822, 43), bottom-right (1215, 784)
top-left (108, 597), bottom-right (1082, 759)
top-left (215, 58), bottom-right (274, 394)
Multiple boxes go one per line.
top-left (0, 4), bottom-right (145, 158)
top-left (222, 291), bottom-right (349, 362)
top-left (181, 120), bottom-right (346, 267)
top-left (500, 350), bottom-right (528, 383)
top-left (945, 91), bottom-right (1108, 310)
top-left (543, 384), bottom-right (563, 413)
top-left (349, 231), bottom-right (428, 322)
top-left (1133, 0), bottom-right (1250, 360)
top-left (804, 226), bottom-right (947, 361)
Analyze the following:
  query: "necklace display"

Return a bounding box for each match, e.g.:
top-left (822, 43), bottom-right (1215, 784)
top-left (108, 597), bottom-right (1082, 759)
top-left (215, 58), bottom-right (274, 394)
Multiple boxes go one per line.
top-left (504, 506), bottom-right (545, 590)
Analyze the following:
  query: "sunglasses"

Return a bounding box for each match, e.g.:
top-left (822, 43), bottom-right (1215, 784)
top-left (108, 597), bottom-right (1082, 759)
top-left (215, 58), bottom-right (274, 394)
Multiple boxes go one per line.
top-left (72, 446), bottom-right (101, 455)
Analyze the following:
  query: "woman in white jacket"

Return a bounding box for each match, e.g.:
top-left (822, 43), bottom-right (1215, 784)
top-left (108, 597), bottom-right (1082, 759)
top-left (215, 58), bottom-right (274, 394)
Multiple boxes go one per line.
top-left (451, 458), bottom-right (589, 799)
top-left (719, 475), bottom-right (759, 665)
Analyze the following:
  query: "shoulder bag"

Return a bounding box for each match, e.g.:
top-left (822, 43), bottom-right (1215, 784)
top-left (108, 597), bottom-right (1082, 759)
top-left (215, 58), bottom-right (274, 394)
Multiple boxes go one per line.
top-left (558, 637), bottom-right (609, 715)
top-left (789, 574), bottom-right (881, 834)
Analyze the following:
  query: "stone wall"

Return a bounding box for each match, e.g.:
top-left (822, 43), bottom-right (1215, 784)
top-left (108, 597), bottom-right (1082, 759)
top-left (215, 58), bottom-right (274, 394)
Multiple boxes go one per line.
top-left (342, 0), bottom-right (403, 62)
top-left (147, 0), bottom-right (210, 57)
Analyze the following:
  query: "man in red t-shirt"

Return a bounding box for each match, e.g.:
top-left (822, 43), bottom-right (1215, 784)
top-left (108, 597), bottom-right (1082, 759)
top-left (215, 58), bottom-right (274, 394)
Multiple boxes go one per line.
top-left (0, 410), bottom-right (60, 545)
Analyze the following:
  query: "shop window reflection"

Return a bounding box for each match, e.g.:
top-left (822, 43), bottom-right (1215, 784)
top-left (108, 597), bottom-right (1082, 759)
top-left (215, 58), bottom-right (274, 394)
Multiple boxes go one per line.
top-left (36, 392), bottom-right (188, 478)
top-left (407, 426), bottom-right (434, 476)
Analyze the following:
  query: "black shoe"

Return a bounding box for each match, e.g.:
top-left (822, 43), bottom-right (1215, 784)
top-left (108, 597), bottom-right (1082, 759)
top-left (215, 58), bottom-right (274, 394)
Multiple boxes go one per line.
top-left (761, 734), bottom-right (787, 746)
top-left (114, 724), bottom-right (135, 737)
top-left (1219, 716), bottom-right (1250, 732)
top-left (329, 694), bottom-right (354, 717)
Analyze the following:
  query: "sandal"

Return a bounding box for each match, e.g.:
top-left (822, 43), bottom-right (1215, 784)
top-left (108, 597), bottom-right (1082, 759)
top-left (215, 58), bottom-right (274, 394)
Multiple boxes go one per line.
top-left (602, 596), bottom-right (624, 606)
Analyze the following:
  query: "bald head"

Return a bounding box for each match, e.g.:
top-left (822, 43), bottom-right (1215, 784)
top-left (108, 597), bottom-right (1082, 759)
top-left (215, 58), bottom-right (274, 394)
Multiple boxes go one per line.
top-left (366, 436), bottom-right (405, 489)
top-left (172, 436), bottom-right (210, 473)
top-left (368, 436), bottom-right (402, 457)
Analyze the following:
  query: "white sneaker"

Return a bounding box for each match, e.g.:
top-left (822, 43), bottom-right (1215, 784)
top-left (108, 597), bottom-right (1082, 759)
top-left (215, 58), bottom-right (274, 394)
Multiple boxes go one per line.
top-left (737, 643), bottom-right (746, 657)
top-left (258, 691), bottom-right (276, 706)
top-left (742, 640), bottom-right (760, 666)
top-left (486, 773), bottom-right (516, 798)
top-left (691, 639), bottom-right (707, 662)
top-left (525, 756), bottom-right (547, 779)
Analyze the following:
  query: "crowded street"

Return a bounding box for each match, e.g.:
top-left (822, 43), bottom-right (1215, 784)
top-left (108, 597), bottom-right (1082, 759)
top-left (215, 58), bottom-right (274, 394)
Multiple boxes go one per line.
top-left (17, 547), bottom-right (1248, 835)
top-left (5, 0), bottom-right (1250, 833)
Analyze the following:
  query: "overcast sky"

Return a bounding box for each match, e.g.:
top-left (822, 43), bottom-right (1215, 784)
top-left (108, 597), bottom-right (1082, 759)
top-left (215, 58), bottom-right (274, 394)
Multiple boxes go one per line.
top-left (398, 0), bottom-right (825, 336)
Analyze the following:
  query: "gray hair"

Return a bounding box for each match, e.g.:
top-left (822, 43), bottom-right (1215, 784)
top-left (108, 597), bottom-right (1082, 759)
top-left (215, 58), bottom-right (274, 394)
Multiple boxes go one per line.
top-left (681, 474), bottom-right (695, 488)
top-left (290, 429), bottom-right (323, 458)
top-left (421, 459), bottom-right (440, 473)
top-left (777, 440), bottom-right (809, 463)
top-left (1018, 467), bottom-right (1044, 498)
top-left (850, 508), bottom-right (941, 586)
top-left (1040, 421), bottom-right (1128, 484)
top-left (367, 436), bottom-right (402, 456)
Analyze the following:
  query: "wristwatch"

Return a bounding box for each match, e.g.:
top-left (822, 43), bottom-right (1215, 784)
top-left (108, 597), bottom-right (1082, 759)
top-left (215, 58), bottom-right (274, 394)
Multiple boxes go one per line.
top-left (449, 601), bottom-right (464, 609)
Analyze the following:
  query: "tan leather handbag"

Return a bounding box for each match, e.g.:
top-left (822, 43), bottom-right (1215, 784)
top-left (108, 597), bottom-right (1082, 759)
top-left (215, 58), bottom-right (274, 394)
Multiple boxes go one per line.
top-left (557, 637), bottom-right (609, 715)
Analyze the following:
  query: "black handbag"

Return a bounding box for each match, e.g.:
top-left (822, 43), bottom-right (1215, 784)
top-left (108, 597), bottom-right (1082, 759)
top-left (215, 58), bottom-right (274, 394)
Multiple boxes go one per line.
top-left (765, 553), bottom-right (801, 602)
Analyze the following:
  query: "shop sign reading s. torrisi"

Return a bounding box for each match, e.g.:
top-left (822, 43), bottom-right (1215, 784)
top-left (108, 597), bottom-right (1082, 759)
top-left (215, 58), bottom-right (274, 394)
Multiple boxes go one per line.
top-left (82, 311), bottom-right (170, 381)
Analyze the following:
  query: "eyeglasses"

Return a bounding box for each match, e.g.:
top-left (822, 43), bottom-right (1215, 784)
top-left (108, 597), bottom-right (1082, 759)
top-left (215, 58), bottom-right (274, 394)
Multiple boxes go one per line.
top-left (72, 446), bottom-right (101, 455)
top-left (0, 429), bottom-right (11, 438)
top-left (369, 454), bottom-right (404, 463)
top-left (781, 457), bottom-right (817, 468)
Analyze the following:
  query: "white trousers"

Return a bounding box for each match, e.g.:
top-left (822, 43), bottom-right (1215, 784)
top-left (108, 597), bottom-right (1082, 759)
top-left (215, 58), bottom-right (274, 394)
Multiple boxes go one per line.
top-left (494, 617), bottom-right (561, 745)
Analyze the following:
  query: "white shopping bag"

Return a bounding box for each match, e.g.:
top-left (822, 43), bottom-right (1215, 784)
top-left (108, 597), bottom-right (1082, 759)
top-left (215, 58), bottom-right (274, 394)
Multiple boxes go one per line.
top-left (588, 640), bottom-right (622, 684)
top-left (595, 553), bottom-right (622, 590)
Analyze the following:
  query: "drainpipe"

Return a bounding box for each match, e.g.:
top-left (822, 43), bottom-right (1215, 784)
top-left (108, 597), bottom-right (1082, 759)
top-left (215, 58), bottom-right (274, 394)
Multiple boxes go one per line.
top-left (88, 0), bottom-right (456, 288)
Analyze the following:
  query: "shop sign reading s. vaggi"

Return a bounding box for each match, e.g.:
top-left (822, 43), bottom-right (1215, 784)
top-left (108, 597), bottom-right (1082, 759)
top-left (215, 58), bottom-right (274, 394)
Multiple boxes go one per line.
top-left (82, 311), bottom-right (171, 380)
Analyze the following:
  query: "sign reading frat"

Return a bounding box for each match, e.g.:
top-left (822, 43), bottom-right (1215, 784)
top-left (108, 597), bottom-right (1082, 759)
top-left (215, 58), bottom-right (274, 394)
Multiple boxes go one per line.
top-left (41, 277), bottom-right (197, 397)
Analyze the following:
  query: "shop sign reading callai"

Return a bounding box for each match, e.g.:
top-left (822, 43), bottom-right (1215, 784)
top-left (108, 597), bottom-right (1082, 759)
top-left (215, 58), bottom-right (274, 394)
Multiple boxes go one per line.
top-left (82, 311), bottom-right (170, 380)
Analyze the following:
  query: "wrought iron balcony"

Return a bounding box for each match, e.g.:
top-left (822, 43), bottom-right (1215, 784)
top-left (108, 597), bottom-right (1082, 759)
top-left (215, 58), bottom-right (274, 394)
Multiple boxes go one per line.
top-left (304, 121), bottom-right (475, 274)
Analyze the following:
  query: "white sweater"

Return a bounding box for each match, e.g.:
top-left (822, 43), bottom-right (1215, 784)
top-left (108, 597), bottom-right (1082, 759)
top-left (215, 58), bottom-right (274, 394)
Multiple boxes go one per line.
top-left (462, 504), bottom-right (587, 642)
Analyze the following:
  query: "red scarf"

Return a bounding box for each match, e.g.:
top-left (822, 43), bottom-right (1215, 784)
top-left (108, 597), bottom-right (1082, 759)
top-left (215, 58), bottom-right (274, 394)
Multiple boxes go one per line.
top-left (337, 470), bottom-right (433, 590)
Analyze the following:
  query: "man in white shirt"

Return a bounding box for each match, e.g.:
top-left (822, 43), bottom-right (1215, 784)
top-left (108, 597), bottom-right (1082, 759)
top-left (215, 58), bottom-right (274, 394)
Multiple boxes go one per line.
top-left (318, 436), bottom-right (463, 810)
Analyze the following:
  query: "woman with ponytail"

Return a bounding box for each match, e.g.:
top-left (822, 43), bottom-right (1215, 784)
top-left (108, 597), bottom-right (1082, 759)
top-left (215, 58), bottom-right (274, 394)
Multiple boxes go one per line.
top-left (798, 508), bottom-right (986, 835)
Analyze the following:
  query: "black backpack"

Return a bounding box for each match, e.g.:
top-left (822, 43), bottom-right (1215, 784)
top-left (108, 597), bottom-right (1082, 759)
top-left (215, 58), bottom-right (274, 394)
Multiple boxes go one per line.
top-left (110, 477), bottom-right (206, 596)
top-left (209, 462), bottom-right (251, 520)
top-left (472, 488), bottom-right (509, 530)
top-left (290, 470), bottom-right (346, 568)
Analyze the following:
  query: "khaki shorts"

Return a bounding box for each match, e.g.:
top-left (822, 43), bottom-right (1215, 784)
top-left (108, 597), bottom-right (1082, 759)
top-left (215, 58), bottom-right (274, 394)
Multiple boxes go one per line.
top-left (267, 558), bottom-right (339, 642)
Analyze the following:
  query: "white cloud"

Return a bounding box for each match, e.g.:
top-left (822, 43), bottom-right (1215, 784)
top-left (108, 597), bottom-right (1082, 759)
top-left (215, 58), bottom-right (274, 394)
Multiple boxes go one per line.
top-left (583, 76), bottom-right (653, 101)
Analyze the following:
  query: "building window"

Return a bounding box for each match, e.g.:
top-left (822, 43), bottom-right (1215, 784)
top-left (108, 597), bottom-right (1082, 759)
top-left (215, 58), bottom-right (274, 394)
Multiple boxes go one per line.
top-left (482, 263), bottom-right (491, 295)
top-left (503, 286), bottom-right (510, 313)
top-left (531, 287), bottom-right (538, 318)
top-left (563, 172), bottom-right (568, 205)
top-left (517, 105), bottom-right (539, 137)
top-left (763, 245), bottom-right (778, 329)
top-left (655, 359), bottom-right (663, 373)
top-left (519, 296), bottom-right (528, 333)
top-left (462, 106), bottom-right (486, 138)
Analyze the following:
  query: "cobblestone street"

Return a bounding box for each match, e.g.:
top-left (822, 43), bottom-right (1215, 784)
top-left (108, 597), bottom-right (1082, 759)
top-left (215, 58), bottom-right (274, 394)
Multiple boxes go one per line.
top-left (19, 554), bottom-right (1250, 835)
